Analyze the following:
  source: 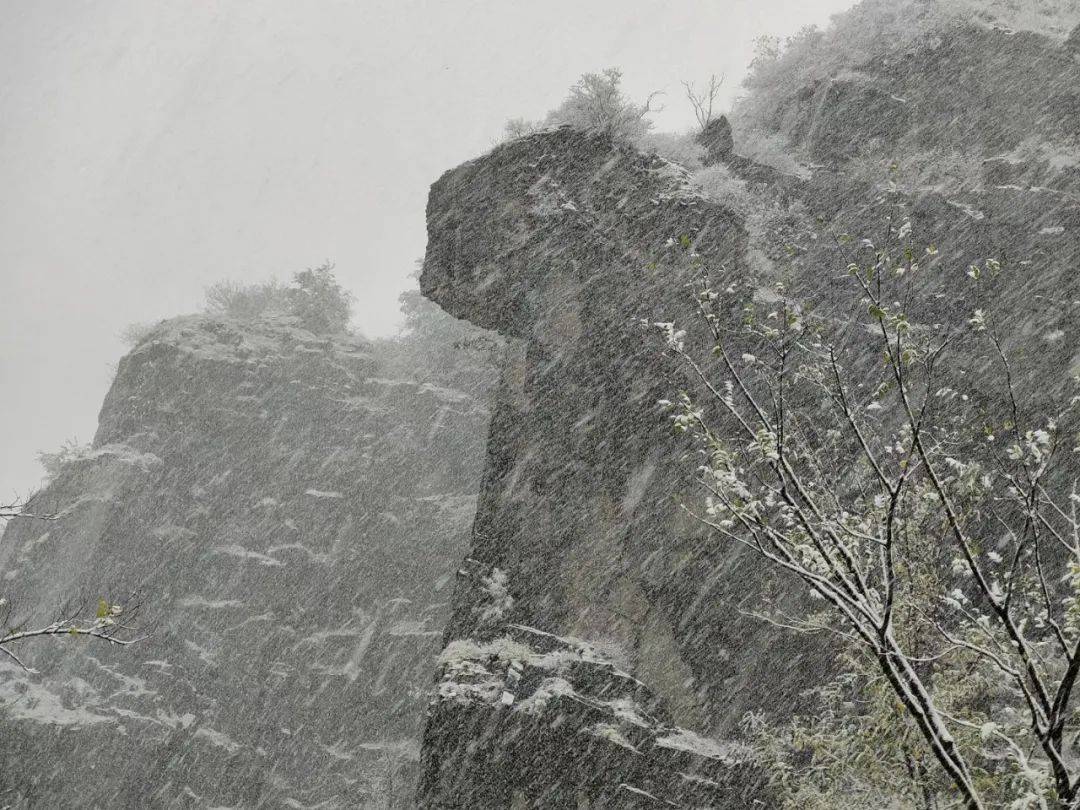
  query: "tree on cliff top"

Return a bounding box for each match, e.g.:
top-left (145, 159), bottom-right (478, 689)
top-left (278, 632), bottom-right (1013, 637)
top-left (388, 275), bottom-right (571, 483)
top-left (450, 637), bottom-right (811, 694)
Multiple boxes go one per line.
top-left (505, 67), bottom-right (662, 144)
top-left (289, 262), bottom-right (353, 334)
top-left (204, 262), bottom-right (353, 335)
top-left (657, 226), bottom-right (1080, 808)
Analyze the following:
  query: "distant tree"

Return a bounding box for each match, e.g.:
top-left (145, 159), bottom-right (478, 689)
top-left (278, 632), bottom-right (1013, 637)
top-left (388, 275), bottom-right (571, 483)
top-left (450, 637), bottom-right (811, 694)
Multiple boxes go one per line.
top-left (288, 262), bottom-right (353, 334)
top-left (204, 279), bottom-right (292, 321)
top-left (392, 264), bottom-right (501, 391)
top-left (202, 263), bottom-right (353, 335)
top-left (503, 117), bottom-right (540, 140)
top-left (504, 68), bottom-right (663, 145)
top-left (682, 73), bottom-right (724, 132)
top-left (655, 222), bottom-right (1080, 808)
top-left (547, 67), bottom-right (663, 143)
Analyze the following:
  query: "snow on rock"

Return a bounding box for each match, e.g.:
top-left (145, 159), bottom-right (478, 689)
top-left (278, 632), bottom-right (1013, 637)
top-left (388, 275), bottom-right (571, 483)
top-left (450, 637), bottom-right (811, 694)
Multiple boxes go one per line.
top-left (416, 18), bottom-right (1080, 799)
top-left (0, 310), bottom-right (497, 808)
top-left (420, 562), bottom-right (767, 806)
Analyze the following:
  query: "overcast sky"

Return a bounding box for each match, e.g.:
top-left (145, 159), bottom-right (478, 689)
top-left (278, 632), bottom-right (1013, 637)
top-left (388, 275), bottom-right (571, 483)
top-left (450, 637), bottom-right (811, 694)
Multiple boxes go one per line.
top-left (0, 0), bottom-right (857, 500)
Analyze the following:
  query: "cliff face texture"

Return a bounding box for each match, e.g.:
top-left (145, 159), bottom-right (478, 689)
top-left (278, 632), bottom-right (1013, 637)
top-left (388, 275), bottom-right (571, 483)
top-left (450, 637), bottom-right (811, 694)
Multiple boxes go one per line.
top-left (415, 19), bottom-right (1080, 810)
top-left (0, 314), bottom-right (495, 808)
top-left (417, 130), bottom-right (779, 808)
top-left (3, 10), bottom-right (1079, 810)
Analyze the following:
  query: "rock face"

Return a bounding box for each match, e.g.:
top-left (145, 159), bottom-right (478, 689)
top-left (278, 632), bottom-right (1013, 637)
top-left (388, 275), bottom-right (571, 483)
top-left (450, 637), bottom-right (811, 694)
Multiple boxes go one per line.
top-left (695, 115), bottom-right (734, 165)
top-left (417, 127), bottom-right (792, 807)
top-left (1066, 23), bottom-right (1080, 54)
top-left (0, 313), bottom-right (495, 807)
top-left (415, 18), bottom-right (1080, 809)
top-left (4, 11), bottom-right (1078, 810)
top-left (765, 25), bottom-right (1080, 182)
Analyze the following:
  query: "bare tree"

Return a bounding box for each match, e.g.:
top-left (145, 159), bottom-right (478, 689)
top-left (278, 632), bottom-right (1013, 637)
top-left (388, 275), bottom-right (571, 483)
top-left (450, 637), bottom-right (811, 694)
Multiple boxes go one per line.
top-left (654, 225), bottom-right (1080, 808)
top-left (682, 73), bottom-right (724, 132)
top-left (0, 495), bottom-right (57, 523)
top-left (1, 498), bottom-right (143, 672)
top-left (0, 595), bottom-right (142, 673)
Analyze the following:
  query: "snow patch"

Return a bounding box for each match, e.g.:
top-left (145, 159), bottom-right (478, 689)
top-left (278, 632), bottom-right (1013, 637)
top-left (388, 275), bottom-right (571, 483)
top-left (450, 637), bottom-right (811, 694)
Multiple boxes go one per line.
top-left (304, 489), bottom-right (343, 499)
top-left (654, 728), bottom-right (734, 761)
top-left (213, 544), bottom-right (284, 567)
top-left (195, 726), bottom-right (243, 754)
top-left (179, 596), bottom-right (245, 610)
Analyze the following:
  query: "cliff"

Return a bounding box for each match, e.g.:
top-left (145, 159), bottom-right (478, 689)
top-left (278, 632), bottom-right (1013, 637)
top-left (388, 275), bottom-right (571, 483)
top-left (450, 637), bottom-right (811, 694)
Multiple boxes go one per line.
top-left (415, 13), bottom-right (1080, 809)
top-left (0, 311), bottom-right (495, 807)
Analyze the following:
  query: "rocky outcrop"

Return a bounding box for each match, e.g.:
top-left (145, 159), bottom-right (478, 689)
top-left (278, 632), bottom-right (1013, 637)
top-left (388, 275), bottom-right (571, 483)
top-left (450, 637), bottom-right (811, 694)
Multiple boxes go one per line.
top-left (416, 19), bottom-right (1080, 808)
top-left (416, 127), bottom-right (801, 806)
top-left (420, 561), bottom-right (766, 808)
top-left (0, 313), bottom-right (495, 807)
top-left (695, 115), bottom-right (734, 166)
top-left (770, 25), bottom-right (1080, 180)
top-left (1065, 23), bottom-right (1080, 54)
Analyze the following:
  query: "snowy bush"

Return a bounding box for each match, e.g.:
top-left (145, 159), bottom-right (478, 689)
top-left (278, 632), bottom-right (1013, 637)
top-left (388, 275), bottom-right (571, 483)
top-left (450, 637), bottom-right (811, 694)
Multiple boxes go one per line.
top-left (119, 321), bottom-right (158, 347)
top-left (288, 263), bottom-right (353, 334)
top-left (204, 279), bottom-right (292, 321)
top-left (503, 67), bottom-right (661, 146)
top-left (502, 117), bottom-right (540, 140)
top-left (204, 263), bottom-right (353, 335)
top-left (38, 438), bottom-right (92, 482)
top-left (546, 68), bottom-right (660, 143)
top-left (690, 164), bottom-right (751, 213)
top-left (638, 131), bottom-right (706, 169)
top-left (732, 129), bottom-right (808, 178)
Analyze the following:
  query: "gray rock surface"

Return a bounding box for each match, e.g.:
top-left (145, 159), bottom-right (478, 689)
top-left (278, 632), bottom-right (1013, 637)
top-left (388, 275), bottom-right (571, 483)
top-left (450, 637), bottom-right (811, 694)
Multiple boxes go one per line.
top-left (695, 115), bottom-right (734, 165)
top-left (415, 17), bottom-right (1080, 809)
top-left (1065, 23), bottom-right (1080, 54)
top-left (0, 313), bottom-right (495, 808)
top-left (4, 10), bottom-right (1080, 810)
top-left (418, 127), bottom-right (797, 807)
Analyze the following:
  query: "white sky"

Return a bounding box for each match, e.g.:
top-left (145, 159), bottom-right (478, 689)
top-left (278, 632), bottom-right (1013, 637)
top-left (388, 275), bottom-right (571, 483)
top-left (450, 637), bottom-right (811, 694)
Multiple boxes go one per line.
top-left (0, 0), bottom-right (857, 500)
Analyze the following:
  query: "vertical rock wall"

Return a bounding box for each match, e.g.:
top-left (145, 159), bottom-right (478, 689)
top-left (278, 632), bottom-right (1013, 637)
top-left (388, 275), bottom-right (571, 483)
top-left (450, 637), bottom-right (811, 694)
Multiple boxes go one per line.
top-left (416, 21), bottom-right (1080, 807)
top-left (0, 314), bottom-right (495, 808)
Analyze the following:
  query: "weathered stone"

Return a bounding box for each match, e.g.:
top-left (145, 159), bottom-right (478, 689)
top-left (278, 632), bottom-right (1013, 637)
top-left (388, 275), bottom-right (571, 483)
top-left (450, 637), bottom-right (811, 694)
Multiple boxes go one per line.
top-left (805, 77), bottom-right (906, 164)
top-left (694, 114), bottom-right (734, 165)
top-left (416, 22), bottom-right (1080, 807)
top-left (1065, 23), bottom-right (1080, 54)
top-left (418, 560), bottom-right (768, 808)
top-left (418, 126), bottom-right (814, 806)
top-left (0, 314), bottom-right (495, 808)
top-left (773, 26), bottom-right (1080, 168)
